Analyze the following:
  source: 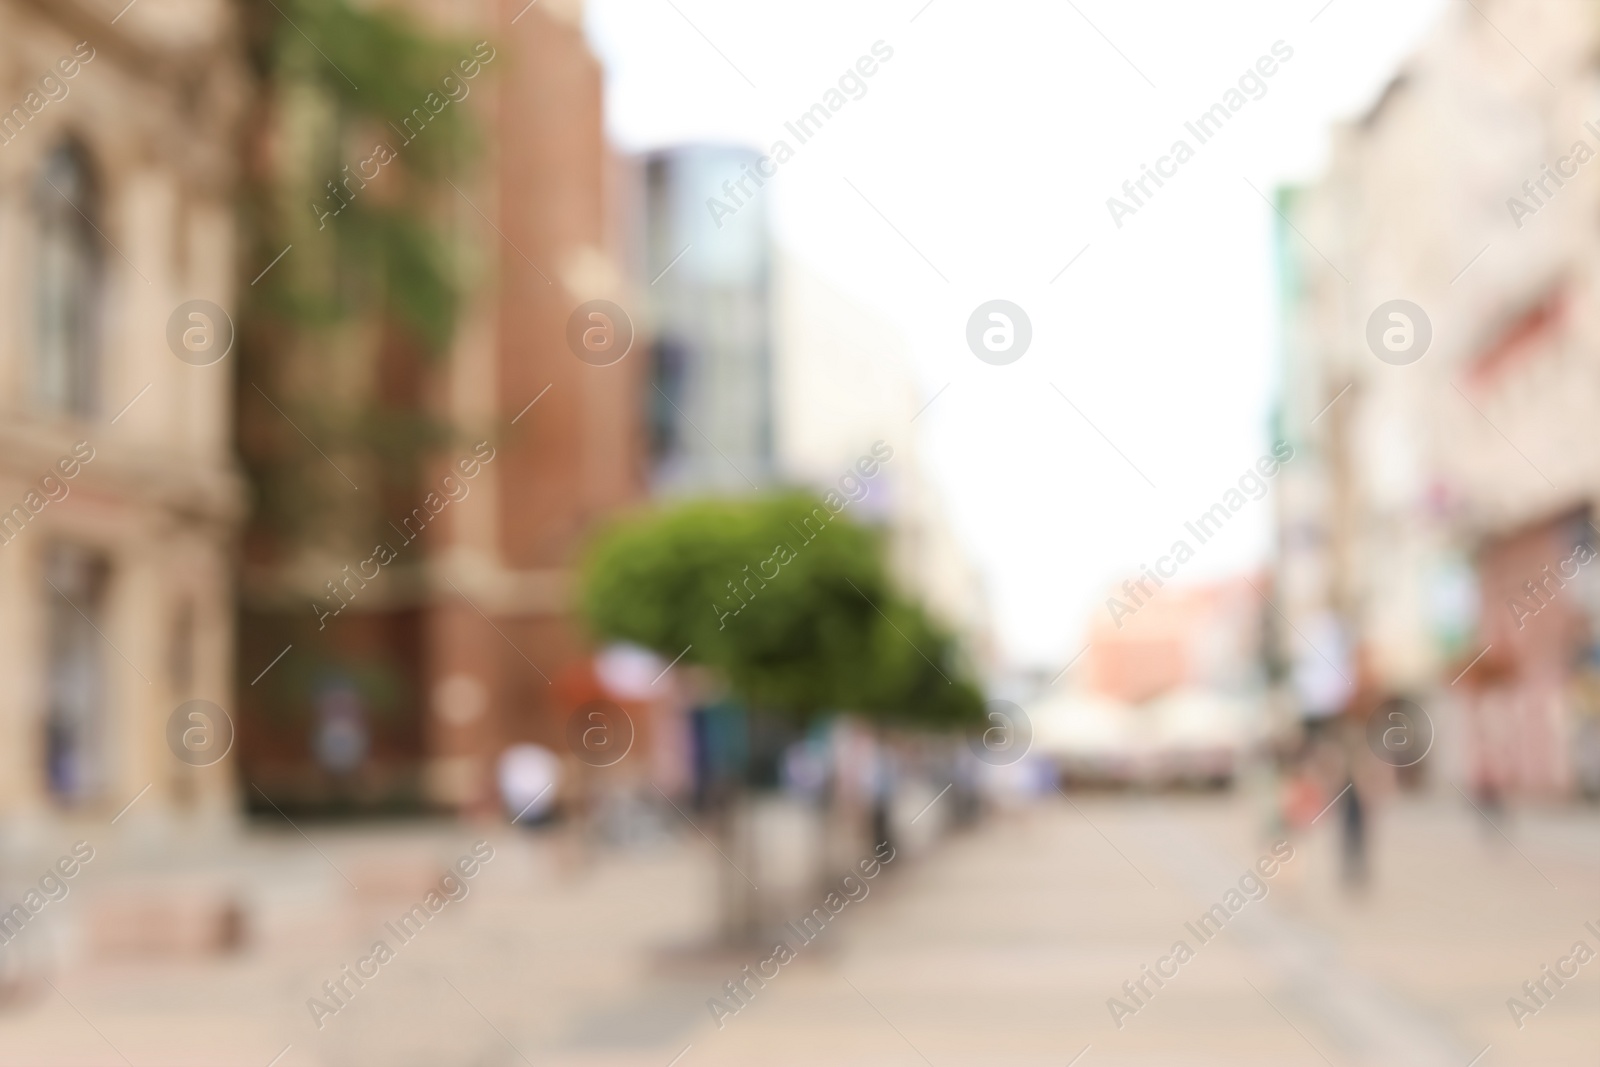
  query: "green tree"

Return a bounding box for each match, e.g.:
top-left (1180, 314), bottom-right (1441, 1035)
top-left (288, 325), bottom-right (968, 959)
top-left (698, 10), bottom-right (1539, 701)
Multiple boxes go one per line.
top-left (580, 492), bottom-right (984, 731)
top-left (583, 493), bottom-right (983, 944)
top-left (237, 0), bottom-right (478, 551)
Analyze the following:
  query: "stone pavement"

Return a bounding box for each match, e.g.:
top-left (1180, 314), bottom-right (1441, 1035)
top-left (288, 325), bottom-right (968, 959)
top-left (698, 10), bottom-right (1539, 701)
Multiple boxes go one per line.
top-left (0, 792), bottom-right (1595, 1066)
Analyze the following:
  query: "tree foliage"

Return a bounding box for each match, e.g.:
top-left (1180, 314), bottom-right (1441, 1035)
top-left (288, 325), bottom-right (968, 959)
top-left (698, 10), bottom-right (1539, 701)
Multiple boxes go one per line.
top-left (581, 493), bottom-right (984, 731)
top-left (237, 0), bottom-right (479, 552)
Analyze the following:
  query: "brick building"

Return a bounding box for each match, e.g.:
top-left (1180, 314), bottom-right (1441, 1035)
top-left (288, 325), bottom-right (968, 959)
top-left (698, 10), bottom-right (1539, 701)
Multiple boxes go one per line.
top-left (237, 0), bottom-right (648, 814)
top-left (419, 0), bottom-right (648, 812)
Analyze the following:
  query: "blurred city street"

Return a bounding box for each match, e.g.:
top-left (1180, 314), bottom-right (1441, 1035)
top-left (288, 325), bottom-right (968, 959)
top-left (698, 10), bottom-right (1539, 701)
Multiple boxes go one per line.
top-left (5, 0), bottom-right (1600, 1059)
top-left (1, 790), bottom-right (1594, 1066)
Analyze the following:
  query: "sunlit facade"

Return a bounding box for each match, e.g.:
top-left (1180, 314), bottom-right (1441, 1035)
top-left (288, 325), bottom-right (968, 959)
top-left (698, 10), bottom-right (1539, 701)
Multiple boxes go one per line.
top-left (1277, 0), bottom-right (1600, 795)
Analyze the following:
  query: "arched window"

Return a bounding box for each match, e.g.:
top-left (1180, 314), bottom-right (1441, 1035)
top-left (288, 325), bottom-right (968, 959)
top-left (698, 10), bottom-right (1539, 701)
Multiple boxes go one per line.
top-left (34, 141), bottom-right (102, 417)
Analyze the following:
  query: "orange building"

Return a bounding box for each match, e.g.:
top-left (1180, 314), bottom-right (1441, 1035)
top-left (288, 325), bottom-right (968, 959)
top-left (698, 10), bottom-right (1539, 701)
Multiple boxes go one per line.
top-left (1084, 578), bottom-right (1262, 705)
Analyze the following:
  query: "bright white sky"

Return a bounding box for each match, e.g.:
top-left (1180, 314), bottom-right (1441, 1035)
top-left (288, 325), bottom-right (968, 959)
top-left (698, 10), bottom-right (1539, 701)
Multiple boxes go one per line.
top-left (584, 0), bottom-right (1449, 672)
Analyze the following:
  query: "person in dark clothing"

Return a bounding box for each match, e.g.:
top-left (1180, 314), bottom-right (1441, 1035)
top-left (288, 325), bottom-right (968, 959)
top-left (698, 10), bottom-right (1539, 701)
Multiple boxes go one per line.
top-left (1340, 774), bottom-right (1366, 888)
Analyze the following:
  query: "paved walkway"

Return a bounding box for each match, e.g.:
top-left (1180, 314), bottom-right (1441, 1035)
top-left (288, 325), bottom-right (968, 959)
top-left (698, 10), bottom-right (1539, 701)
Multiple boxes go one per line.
top-left (0, 793), bottom-right (1595, 1066)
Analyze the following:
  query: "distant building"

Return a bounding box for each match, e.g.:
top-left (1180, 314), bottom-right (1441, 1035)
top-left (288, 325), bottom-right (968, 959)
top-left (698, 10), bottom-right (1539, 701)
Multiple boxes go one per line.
top-left (1033, 579), bottom-right (1262, 788)
top-left (0, 1), bottom-right (247, 831)
top-left (1082, 579), bottom-right (1262, 706)
top-left (622, 149), bottom-right (987, 655)
top-left (771, 255), bottom-right (992, 663)
top-left (1275, 0), bottom-right (1600, 795)
top-left (639, 145), bottom-right (775, 493)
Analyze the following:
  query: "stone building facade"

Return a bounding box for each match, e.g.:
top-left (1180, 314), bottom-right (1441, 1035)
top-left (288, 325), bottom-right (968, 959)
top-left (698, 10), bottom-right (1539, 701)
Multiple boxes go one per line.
top-left (0, 0), bottom-right (247, 833)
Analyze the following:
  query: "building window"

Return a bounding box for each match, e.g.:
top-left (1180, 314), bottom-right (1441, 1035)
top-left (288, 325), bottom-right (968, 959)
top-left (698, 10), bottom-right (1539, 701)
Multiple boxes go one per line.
top-left (34, 141), bottom-right (102, 418)
top-left (44, 544), bottom-right (109, 804)
top-left (649, 334), bottom-right (688, 467)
